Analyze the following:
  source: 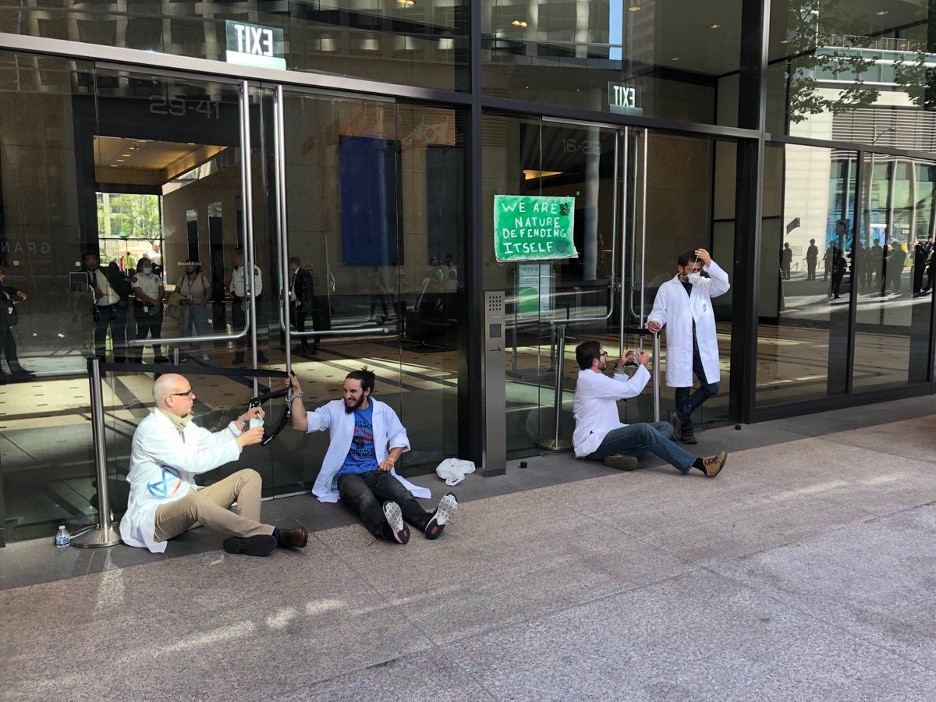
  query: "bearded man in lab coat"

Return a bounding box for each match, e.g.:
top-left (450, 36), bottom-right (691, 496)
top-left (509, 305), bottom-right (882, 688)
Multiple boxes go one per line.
top-left (288, 367), bottom-right (458, 544)
top-left (120, 373), bottom-right (308, 556)
top-left (647, 248), bottom-right (729, 445)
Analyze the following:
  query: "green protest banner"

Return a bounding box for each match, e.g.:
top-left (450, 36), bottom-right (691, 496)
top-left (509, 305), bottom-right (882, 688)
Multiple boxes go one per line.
top-left (494, 195), bottom-right (578, 262)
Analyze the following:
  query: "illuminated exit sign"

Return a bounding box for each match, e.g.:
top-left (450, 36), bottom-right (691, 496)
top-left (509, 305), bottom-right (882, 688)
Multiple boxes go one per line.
top-left (608, 82), bottom-right (643, 115)
top-left (226, 20), bottom-right (286, 70)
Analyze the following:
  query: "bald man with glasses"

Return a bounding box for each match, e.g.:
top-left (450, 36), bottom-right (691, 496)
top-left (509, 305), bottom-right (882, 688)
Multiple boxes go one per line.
top-left (120, 373), bottom-right (308, 556)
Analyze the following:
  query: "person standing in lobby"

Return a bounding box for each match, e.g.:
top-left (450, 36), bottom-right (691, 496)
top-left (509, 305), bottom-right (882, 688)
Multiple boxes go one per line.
top-left (229, 248), bottom-right (268, 365)
top-left (131, 257), bottom-right (167, 363)
top-left (647, 248), bottom-right (730, 445)
top-left (82, 251), bottom-right (127, 364)
top-left (175, 260), bottom-right (212, 360)
top-left (0, 267), bottom-right (35, 381)
top-left (288, 256), bottom-right (317, 356)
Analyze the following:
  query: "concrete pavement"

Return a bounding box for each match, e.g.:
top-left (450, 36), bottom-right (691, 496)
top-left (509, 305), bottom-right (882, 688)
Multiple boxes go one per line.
top-left (1, 397), bottom-right (935, 701)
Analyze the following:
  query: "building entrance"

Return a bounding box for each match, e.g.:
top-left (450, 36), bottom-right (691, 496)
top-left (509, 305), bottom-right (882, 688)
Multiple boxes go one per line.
top-left (0, 54), bottom-right (467, 544)
top-left (481, 114), bottom-right (738, 458)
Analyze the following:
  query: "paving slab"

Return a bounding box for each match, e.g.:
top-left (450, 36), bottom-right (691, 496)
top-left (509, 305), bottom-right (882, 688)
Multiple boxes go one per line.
top-left (442, 569), bottom-right (936, 702)
top-left (711, 504), bottom-right (936, 670)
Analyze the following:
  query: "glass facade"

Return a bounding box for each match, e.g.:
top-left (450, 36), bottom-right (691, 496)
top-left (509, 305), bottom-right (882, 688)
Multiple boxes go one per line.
top-left (482, 0), bottom-right (743, 126)
top-left (2, 1), bottom-right (936, 544)
top-left (1, 0), bottom-right (470, 91)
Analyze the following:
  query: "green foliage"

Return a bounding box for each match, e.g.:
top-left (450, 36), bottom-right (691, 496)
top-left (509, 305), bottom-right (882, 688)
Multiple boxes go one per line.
top-left (96, 193), bottom-right (160, 240)
top-left (784, 0), bottom-right (880, 124)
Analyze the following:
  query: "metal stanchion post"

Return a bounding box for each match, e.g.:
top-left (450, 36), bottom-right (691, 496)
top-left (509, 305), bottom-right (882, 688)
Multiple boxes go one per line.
top-left (172, 346), bottom-right (180, 366)
top-left (652, 333), bottom-right (661, 422)
top-left (72, 358), bottom-right (121, 548)
top-left (539, 324), bottom-right (572, 451)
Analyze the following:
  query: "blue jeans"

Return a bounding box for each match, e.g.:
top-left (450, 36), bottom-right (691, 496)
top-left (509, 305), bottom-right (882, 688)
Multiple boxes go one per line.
top-left (674, 337), bottom-right (719, 434)
top-left (183, 303), bottom-right (209, 353)
top-left (587, 421), bottom-right (695, 474)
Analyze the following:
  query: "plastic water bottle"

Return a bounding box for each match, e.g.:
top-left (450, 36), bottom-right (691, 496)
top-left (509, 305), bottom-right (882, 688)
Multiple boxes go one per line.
top-left (54, 525), bottom-right (70, 548)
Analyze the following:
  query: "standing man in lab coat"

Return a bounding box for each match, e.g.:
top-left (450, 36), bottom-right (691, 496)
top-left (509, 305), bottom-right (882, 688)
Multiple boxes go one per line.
top-left (647, 248), bottom-right (730, 444)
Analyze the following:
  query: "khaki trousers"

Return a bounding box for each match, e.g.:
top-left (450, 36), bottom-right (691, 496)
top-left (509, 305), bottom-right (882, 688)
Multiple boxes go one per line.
top-left (154, 468), bottom-right (274, 542)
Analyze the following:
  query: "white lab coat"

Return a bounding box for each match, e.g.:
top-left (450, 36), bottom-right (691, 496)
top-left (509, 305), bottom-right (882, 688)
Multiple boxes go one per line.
top-left (306, 398), bottom-right (430, 503)
top-left (120, 409), bottom-right (243, 553)
top-left (572, 365), bottom-right (651, 458)
top-left (647, 260), bottom-right (730, 388)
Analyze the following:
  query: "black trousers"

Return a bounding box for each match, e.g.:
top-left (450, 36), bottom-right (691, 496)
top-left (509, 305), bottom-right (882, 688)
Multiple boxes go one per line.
top-left (93, 305), bottom-right (127, 362)
top-left (337, 470), bottom-right (432, 540)
top-left (133, 306), bottom-right (163, 357)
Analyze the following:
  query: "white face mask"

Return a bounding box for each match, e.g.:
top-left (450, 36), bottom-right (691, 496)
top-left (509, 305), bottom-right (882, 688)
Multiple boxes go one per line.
top-left (687, 271), bottom-right (703, 285)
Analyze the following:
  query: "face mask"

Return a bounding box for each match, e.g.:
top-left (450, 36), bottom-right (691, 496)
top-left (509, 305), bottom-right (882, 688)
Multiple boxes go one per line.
top-left (142, 267), bottom-right (152, 275)
top-left (687, 271), bottom-right (703, 285)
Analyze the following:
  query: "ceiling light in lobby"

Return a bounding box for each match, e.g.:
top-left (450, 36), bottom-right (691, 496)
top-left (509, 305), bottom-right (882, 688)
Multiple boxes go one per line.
top-left (628, 0), bottom-right (641, 12)
top-left (511, 20), bottom-right (528, 28)
top-left (709, 24), bottom-right (721, 29)
top-left (671, 56), bottom-right (680, 62)
top-left (396, 0), bottom-right (414, 7)
top-left (875, 10), bottom-right (889, 15)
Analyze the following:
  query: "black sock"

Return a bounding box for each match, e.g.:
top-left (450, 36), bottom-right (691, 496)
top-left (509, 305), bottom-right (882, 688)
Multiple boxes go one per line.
top-left (691, 457), bottom-right (706, 474)
top-left (272, 527), bottom-right (281, 545)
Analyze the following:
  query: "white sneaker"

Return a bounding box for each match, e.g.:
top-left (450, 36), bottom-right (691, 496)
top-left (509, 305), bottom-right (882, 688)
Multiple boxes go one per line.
top-left (424, 492), bottom-right (458, 540)
top-left (382, 501), bottom-right (409, 544)
top-left (201, 354), bottom-right (210, 361)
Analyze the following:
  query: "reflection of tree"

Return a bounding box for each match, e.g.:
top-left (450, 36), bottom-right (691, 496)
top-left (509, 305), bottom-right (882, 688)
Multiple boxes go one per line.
top-left (785, 0), bottom-right (879, 124)
top-left (893, 13), bottom-right (936, 111)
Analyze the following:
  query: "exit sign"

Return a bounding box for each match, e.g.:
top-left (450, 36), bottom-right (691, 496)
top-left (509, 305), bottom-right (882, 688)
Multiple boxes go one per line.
top-left (226, 20), bottom-right (286, 70)
top-left (608, 82), bottom-right (643, 115)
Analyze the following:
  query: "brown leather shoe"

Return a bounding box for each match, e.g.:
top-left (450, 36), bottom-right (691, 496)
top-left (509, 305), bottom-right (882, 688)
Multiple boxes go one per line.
top-left (602, 453), bottom-right (639, 471)
top-left (702, 451), bottom-right (728, 478)
top-left (276, 526), bottom-right (308, 548)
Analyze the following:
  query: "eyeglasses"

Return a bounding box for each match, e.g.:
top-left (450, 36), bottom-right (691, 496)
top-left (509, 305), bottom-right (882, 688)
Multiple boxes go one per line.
top-left (599, 351), bottom-right (608, 357)
top-left (170, 388), bottom-right (194, 397)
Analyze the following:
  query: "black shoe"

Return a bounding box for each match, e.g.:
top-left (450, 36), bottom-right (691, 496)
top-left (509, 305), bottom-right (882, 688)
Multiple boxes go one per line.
top-left (668, 410), bottom-right (682, 442)
top-left (154, 356), bottom-right (170, 364)
top-left (680, 428), bottom-right (698, 445)
top-left (257, 352), bottom-right (269, 363)
top-left (232, 353), bottom-right (245, 365)
top-left (222, 534), bottom-right (277, 556)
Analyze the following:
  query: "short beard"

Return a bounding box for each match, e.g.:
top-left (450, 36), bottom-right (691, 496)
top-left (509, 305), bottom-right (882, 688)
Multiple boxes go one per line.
top-left (344, 394), bottom-right (366, 414)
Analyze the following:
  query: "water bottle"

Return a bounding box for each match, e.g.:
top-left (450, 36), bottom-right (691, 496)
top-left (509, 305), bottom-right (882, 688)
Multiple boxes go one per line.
top-left (55, 525), bottom-right (70, 548)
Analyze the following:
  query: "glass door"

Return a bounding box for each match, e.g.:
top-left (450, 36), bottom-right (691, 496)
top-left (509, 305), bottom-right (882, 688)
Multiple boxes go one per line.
top-left (268, 87), bottom-right (467, 490)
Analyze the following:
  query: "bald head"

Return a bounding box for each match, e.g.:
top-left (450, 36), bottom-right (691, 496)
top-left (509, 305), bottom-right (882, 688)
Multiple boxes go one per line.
top-left (153, 374), bottom-right (195, 416)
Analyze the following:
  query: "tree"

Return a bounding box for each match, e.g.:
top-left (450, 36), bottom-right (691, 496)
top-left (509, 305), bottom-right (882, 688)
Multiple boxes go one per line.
top-left (783, 0), bottom-right (880, 125)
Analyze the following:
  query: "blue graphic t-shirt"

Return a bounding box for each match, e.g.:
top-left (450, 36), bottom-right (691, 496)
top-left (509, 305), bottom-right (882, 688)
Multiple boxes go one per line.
top-left (337, 403), bottom-right (379, 476)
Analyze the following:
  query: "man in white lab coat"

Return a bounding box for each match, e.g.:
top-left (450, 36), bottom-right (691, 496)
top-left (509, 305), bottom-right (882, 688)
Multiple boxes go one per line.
top-left (572, 340), bottom-right (727, 477)
top-left (648, 248), bottom-right (730, 444)
top-left (120, 373), bottom-right (308, 556)
top-left (289, 367), bottom-right (458, 543)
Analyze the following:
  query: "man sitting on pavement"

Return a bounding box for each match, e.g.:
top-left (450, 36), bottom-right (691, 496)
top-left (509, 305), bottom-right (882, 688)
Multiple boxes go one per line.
top-left (572, 340), bottom-right (727, 477)
top-left (289, 367), bottom-right (458, 544)
top-left (120, 373), bottom-right (308, 556)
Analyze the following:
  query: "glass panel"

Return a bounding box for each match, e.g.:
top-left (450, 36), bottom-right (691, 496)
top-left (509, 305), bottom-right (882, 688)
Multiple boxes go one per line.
top-left (4, 0), bottom-right (470, 92)
top-left (280, 91), bottom-right (465, 483)
top-left (768, 0), bottom-right (936, 138)
top-left (853, 153), bottom-right (934, 392)
top-left (0, 53), bottom-right (98, 541)
top-left (756, 144), bottom-right (856, 407)
top-left (482, 114), bottom-right (619, 456)
top-left (482, 0), bottom-right (744, 127)
top-left (632, 132), bottom-right (734, 430)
